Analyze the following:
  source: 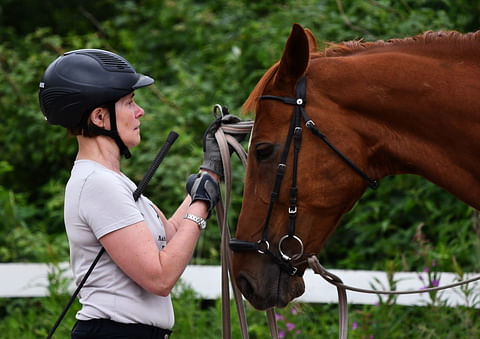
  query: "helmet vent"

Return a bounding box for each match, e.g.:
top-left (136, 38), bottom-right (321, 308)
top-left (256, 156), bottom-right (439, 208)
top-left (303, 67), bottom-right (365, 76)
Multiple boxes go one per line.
top-left (86, 50), bottom-right (134, 72)
top-left (41, 88), bottom-right (79, 107)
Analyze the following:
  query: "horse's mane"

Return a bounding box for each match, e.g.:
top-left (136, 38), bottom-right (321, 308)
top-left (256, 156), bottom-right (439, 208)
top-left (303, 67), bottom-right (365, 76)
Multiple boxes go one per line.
top-left (243, 30), bottom-right (480, 113)
top-left (321, 30), bottom-right (480, 57)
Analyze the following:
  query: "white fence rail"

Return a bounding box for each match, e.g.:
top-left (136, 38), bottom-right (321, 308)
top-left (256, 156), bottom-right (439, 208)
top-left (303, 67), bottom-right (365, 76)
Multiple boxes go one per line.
top-left (1, 263), bottom-right (479, 307)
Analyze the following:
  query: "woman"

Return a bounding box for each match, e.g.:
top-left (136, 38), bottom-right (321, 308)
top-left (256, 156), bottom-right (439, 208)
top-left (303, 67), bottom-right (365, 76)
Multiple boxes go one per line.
top-left (39, 49), bottom-right (224, 338)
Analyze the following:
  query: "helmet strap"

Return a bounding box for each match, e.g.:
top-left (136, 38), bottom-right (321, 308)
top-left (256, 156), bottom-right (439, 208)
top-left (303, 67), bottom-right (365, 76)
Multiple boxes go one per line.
top-left (88, 102), bottom-right (132, 159)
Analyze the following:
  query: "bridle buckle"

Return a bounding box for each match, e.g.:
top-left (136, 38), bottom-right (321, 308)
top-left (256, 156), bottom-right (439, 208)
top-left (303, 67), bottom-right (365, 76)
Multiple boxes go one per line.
top-left (256, 240), bottom-right (270, 254)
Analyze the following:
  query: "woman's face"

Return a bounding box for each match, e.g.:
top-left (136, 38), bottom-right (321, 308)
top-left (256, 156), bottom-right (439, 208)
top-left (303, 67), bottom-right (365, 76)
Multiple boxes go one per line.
top-left (114, 92), bottom-right (145, 148)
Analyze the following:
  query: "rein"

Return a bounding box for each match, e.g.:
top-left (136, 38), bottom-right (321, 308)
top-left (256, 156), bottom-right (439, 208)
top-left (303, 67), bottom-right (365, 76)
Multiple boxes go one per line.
top-left (213, 106), bottom-right (252, 339)
top-left (307, 256), bottom-right (480, 339)
top-left (214, 105), bottom-right (280, 339)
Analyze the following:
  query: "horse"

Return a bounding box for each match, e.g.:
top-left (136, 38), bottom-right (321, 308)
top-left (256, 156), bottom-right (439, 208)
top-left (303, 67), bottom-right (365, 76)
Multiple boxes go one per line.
top-left (230, 23), bottom-right (480, 311)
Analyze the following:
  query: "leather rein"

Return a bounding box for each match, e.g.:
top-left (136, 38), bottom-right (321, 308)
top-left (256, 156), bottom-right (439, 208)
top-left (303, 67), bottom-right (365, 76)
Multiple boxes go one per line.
top-left (214, 106), bottom-right (279, 339)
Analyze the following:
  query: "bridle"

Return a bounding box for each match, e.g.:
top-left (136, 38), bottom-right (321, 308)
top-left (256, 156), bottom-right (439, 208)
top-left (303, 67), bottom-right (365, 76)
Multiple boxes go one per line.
top-left (217, 79), bottom-right (480, 339)
top-left (229, 75), bottom-right (378, 276)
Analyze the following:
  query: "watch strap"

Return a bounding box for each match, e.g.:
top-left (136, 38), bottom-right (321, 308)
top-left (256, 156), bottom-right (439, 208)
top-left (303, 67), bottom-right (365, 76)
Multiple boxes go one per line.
top-left (184, 213), bottom-right (207, 230)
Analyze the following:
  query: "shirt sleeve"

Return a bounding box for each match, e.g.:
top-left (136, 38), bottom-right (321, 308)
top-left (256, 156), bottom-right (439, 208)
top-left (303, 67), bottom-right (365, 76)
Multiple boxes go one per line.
top-left (78, 171), bottom-right (144, 239)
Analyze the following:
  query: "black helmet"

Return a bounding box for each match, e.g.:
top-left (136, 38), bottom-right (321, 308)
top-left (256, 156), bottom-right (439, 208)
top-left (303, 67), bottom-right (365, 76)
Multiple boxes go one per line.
top-left (39, 49), bottom-right (154, 158)
top-left (39, 49), bottom-right (154, 127)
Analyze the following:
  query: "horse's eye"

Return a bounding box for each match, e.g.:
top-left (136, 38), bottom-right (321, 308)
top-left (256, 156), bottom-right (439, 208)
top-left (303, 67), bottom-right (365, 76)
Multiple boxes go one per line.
top-left (254, 143), bottom-right (276, 161)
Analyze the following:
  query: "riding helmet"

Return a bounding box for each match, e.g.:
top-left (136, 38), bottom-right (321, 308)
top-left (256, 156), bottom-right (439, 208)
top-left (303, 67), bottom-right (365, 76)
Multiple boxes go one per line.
top-left (39, 49), bottom-right (154, 128)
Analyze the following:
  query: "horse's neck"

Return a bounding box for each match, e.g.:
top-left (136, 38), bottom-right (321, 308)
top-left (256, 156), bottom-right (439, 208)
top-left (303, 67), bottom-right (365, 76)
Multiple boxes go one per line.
top-left (316, 46), bottom-right (480, 208)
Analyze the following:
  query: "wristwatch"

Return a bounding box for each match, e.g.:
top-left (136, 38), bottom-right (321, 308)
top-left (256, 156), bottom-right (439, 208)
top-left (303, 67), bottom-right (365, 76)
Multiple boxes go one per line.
top-left (184, 213), bottom-right (207, 230)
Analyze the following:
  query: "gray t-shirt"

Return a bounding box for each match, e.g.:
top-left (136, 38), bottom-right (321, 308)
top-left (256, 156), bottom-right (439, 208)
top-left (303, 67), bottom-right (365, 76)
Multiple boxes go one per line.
top-left (64, 159), bottom-right (173, 328)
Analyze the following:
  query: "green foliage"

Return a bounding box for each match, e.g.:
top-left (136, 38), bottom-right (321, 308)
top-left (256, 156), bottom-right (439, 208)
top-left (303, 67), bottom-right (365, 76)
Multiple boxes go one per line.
top-left (1, 0), bottom-right (478, 266)
top-left (2, 272), bottom-right (477, 338)
top-left (1, 0), bottom-right (480, 336)
top-left (321, 176), bottom-right (478, 272)
top-left (0, 264), bottom-right (80, 338)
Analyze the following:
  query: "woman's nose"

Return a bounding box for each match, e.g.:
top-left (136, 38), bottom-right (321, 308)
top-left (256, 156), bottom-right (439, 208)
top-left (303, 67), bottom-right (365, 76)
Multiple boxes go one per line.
top-left (135, 104), bottom-right (145, 118)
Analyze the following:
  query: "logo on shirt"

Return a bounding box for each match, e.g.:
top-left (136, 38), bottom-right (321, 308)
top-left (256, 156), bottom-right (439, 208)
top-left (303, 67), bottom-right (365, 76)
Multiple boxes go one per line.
top-left (158, 235), bottom-right (166, 249)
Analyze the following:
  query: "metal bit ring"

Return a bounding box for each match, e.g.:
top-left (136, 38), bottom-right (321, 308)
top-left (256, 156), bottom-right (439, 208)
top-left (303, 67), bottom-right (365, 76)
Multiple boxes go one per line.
top-left (278, 235), bottom-right (304, 261)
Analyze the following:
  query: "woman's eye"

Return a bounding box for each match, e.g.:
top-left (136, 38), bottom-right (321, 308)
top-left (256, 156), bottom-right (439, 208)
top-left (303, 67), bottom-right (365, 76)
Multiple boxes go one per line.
top-left (254, 143), bottom-right (276, 161)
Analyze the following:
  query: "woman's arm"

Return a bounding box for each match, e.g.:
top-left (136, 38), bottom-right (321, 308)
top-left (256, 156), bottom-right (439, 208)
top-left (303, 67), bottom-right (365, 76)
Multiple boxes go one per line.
top-left (99, 199), bottom-right (208, 296)
top-left (153, 170), bottom-right (220, 241)
top-left (152, 195), bottom-right (191, 241)
top-left (100, 170), bottom-right (219, 297)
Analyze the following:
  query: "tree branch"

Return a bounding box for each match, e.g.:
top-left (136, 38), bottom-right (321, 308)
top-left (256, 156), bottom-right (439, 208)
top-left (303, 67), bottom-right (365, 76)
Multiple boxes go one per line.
top-left (336, 0), bottom-right (375, 39)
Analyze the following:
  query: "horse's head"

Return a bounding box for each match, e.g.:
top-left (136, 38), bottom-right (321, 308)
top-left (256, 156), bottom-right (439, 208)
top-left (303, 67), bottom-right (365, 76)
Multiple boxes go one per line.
top-left (231, 24), bottom-right (374, 310)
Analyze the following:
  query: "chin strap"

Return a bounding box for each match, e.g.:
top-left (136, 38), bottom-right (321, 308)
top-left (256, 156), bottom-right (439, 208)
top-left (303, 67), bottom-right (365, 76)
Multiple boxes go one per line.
top-left (88, 102), bottom-right (132, 159)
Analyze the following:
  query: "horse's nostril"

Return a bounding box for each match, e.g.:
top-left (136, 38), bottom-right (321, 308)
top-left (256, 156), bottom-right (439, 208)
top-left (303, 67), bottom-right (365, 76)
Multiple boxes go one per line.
top-left (238, 272), bottom-right (255, 298)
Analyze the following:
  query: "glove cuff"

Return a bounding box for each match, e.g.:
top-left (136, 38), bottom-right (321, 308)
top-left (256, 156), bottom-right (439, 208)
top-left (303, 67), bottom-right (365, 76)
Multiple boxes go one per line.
top-left (186, 172), bottom-right (220, 218)
top-left (199, 162), bottom-right (222, 176)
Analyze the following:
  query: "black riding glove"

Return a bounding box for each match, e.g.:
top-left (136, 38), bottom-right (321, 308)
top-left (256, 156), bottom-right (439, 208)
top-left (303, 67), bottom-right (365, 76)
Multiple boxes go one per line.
top-left (186, 172), bottom-right (220, 218)
top-left (200, 112), bottom-right (247, 176)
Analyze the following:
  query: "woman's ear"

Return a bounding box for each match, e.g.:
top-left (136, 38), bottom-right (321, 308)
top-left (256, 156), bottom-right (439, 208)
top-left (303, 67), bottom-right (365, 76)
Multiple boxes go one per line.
top-left (90, 107), bottom-right (110, 129)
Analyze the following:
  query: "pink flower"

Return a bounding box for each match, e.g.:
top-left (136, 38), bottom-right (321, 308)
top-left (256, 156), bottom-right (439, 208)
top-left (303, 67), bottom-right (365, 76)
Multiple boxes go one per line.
top-left (424, 267), bottom-right (430, 273)
top-left (278, 330), bottom-right (285, 338)
top-left (352, 322), bottom-right (358, 330)
top-left (291, 306), bottom-right (298, 315)
top-left (432, 279), bottom-right (439, 287)
top-left (370, 335), bottom-right (375, 339)
top-left (296, 329), bottom-right (301, 334)
top-left (275, 313), bottom-right (284, 321)
top-left (286, 322), bottom-right (295, 331)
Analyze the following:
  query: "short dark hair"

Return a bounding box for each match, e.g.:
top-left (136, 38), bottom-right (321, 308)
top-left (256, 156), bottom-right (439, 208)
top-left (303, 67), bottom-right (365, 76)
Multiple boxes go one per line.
top-left (66, 106), bottom-right (108, 137)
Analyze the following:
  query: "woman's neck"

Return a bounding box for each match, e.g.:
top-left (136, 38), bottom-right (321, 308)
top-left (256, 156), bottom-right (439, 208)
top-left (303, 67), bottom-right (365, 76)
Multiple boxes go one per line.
top-left (76, 135), bottom-right (121, 173)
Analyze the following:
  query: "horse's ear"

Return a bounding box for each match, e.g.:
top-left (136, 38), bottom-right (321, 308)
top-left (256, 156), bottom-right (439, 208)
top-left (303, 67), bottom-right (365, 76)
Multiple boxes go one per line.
top-left (305, 28), bottom-right (318, 53)
top-left (275, 23), bottom-right (310, 88)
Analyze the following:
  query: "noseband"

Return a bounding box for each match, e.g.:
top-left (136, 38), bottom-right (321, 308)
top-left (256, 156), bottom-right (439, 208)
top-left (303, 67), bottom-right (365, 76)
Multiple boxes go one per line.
top-left (229, 75), bottom-right (378, 276)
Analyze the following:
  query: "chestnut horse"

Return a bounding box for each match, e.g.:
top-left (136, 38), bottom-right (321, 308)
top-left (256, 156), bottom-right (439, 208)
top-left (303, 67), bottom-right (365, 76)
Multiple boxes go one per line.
top-left (230, 23), bottom-right (480, 310)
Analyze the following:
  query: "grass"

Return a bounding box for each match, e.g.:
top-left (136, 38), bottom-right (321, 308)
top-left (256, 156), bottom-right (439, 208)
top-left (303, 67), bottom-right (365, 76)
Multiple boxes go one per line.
top-left (0, 276), bottom-right (479, 338)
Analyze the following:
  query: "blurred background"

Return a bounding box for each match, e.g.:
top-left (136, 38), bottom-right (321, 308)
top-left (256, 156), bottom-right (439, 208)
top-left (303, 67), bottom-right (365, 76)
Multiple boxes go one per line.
top-left (1, 0), bottom-right (479, 337)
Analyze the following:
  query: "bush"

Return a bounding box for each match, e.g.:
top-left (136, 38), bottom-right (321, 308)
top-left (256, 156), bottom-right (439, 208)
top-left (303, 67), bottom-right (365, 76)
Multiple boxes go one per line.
top-left (1, 0), bottom-right (479, 336)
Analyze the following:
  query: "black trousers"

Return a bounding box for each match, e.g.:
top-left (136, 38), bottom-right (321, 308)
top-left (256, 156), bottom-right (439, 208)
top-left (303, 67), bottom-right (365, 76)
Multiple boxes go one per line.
top-left (71, 318), bottom-right (172, 339)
